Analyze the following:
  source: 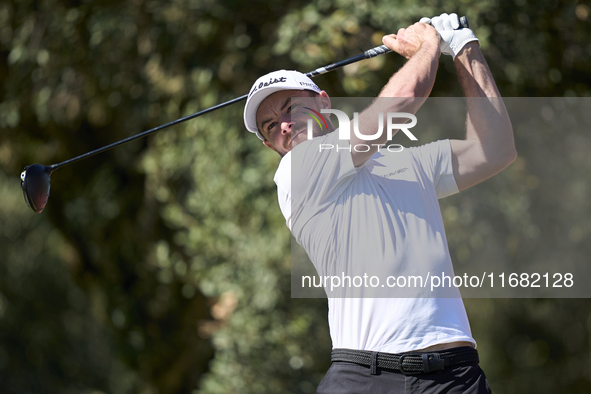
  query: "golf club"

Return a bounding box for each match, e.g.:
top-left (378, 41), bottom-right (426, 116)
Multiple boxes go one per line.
top-left (20, 16), bottom-right (469, 213)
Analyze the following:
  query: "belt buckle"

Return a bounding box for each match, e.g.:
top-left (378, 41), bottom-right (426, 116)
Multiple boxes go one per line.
top-left (399, 353), bottom-right (445, 374)
top-left (398, 354), bottom-right (422, 375)
top-left (422, 353), bottom-right (444, 373)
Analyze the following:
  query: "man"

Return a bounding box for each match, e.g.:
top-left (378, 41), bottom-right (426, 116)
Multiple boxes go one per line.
top-left (243, 13), bottom-right (516, 393)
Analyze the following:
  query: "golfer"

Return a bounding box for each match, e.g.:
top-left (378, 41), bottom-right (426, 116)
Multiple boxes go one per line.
top-left (243, 13), bottom-right (515, 393)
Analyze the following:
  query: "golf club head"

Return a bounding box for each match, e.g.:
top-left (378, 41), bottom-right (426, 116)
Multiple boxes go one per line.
top-left (20, 164), bottom-right (52, 213)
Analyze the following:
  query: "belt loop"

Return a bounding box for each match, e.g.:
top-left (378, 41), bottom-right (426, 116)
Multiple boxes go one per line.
top-left (370, 352), bottom-right (378, 375)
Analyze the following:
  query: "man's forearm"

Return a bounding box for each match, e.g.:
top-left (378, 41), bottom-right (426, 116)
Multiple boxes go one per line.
top-left (378, 39), bottom-right (440, 101)
top-left (350, 22), bottom-right (441, 167)
top-left (456, 44), bottom-right (515, 161)
top-left (455, 44), bottom-right (501, 98)
top-left (449, 43), bottom-right (516, 190)
top-left (359, 35), bottom-right (440, 138)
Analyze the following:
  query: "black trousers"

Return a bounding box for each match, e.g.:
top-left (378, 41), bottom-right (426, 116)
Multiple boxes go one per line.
top-left (316, 361), bottom-right (492, 394)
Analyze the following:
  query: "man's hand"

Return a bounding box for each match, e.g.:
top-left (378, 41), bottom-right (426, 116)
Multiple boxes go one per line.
top-left (420, 13), bottom-right (478, 59)
top-left (382, 22), bottom-right (440, 59)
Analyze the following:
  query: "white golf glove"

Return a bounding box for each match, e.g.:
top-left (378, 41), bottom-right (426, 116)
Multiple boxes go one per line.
top-left (420, 13), bottom-right (478, 59)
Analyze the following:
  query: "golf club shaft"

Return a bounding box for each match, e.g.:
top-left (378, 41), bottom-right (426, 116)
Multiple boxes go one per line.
top-left (306, 16), bottom-right (468, 77)
top-left (48, 44), bottom-right (394, 170)
top-left (49, 16), bottom-right (469, 170)
top-left (49, 94), bottom-right (249, 170)
top-left (305, 45), bottom-right (392, 77)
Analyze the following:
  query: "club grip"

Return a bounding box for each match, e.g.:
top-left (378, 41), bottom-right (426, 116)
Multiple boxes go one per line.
top-left (459, 16), bottom-right (469, 29)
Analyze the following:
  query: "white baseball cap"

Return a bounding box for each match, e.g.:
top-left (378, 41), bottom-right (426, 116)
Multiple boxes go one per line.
top-left (243, 70), bottom-right (321, 140)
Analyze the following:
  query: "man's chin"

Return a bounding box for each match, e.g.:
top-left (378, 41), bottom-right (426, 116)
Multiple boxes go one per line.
top-left (289, 131), bottom-right (306, 147)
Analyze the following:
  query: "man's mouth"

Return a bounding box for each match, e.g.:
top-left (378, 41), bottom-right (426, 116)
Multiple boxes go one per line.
top-left (289, 129), bottom-right (307, 145)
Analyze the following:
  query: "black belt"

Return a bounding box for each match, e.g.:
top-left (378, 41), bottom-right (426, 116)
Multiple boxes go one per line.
top-left (331, 347), bottom-right (479, 375)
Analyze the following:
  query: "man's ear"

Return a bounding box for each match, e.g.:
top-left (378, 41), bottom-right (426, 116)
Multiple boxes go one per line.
top-left (263, 139), bottom-right (279, 153)
top-left (319, 90), bottom-right (331, 109)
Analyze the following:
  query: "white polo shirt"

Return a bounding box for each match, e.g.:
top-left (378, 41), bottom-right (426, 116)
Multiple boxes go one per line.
top-left (274, 130), bottom-right (475, 353)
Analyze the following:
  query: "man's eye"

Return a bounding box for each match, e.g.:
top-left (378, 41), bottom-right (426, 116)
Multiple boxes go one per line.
top-left (267, 122), bottom-right (277, 132)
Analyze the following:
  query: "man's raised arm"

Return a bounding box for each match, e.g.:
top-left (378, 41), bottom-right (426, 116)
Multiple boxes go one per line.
top-left (449, 42), bottom-right (517, 190)
top-left (426, 13), bottom-right (516, 190)
top-left (350, 22), bottom-right (440, 167)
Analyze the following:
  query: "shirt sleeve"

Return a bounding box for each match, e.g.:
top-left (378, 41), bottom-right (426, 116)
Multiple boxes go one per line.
top-left (407, 139), bottom-right (459, 199)
top-left (274, 155), bottom-right (293, 228)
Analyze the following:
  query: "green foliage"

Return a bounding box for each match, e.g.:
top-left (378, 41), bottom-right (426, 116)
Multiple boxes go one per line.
top-left (1, 0), bottom-right (590, 393)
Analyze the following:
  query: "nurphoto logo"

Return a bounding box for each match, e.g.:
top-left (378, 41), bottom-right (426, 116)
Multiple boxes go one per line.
top-left (306, 109), bottom-right (418, 153)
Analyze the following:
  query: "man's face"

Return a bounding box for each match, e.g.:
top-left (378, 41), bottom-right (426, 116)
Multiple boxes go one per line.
top-left (256, 90), bottom-right (330, 156)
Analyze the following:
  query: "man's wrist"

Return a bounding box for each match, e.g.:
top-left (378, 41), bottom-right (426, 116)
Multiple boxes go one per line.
top-left (419, 36), bottom-right (441, 57)
top-left (453, 41), bottom-right (480, 62)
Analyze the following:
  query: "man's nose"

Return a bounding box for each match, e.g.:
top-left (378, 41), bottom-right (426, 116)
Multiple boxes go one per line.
top-left (280, 117), bottom-right (293, 135)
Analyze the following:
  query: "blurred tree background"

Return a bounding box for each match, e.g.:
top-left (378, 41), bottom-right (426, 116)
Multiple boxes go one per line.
top-left (1, 0), bottom-right (590, 393)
